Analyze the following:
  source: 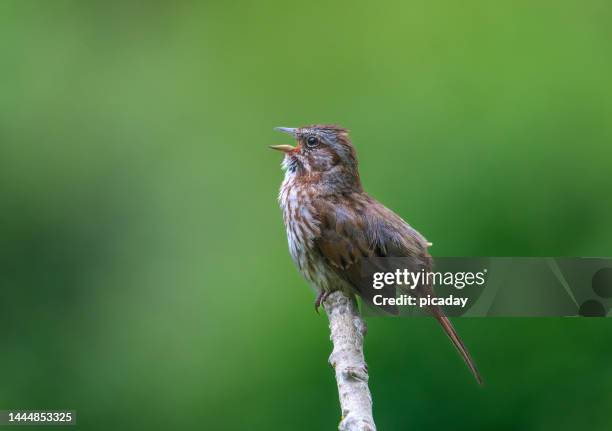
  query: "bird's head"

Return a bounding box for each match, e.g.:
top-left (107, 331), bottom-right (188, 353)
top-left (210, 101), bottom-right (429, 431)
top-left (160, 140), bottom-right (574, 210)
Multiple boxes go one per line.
top-left (270, 124), bottom-right (361, 190)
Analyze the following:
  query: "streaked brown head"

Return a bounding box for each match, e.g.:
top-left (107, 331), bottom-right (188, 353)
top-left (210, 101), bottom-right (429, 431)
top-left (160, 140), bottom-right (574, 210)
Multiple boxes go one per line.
top-left (271, 124), bottom-right (361, 190)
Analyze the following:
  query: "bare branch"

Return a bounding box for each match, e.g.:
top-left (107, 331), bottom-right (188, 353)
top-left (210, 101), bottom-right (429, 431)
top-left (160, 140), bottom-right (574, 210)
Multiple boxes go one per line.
top-left (324, 291), bottom-right (377, 431)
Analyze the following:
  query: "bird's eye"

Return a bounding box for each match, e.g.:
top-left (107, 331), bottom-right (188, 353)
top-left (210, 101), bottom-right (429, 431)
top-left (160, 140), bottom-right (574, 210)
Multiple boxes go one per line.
top-left (306, 136), bottom-right (318, 148)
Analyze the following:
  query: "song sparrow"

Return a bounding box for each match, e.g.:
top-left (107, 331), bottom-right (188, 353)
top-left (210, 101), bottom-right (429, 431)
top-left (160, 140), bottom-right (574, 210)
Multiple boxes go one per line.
top-left (271, 124), bottom-right (482, 384)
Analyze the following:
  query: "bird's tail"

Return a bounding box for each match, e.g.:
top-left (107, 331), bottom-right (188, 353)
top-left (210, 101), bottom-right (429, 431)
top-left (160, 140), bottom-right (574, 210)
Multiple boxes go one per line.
top-left (429, 306), bottom-right (483, 385)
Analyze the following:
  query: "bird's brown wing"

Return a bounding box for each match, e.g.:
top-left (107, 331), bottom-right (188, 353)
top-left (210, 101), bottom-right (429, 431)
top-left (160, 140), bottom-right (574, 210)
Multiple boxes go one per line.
top-left (313, 193), bottom-right (431, 314)
top-left (313, 193), bottom-right (483, 385)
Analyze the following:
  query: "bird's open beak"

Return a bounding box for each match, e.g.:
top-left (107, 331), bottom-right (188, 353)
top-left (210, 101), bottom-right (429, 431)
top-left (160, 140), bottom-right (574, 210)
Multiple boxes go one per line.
top-left (274, 127), bottom-right (297, 136)
top-left (269, 144), bottom-right (296, 153)
top-left (270, 127), bottom-right (298, 153)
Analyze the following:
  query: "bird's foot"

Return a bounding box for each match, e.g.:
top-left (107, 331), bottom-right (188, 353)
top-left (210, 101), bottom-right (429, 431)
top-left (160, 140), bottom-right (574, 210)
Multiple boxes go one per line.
top-left (314, 291), bottom-right (331, 314)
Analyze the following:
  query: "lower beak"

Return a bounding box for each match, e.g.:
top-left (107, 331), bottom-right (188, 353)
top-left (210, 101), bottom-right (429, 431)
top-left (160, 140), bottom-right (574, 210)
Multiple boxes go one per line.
top-left (269, 144), bottom-right (296, 153)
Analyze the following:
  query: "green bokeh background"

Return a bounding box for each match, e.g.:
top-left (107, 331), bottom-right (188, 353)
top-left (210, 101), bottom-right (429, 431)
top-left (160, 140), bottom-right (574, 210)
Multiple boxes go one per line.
top-left (1, 1), bottom-right (611, 430)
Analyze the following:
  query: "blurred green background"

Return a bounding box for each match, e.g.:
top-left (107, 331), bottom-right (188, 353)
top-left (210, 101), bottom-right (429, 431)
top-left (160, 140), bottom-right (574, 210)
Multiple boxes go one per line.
top-left (1, 1), bottom-right (611, 430)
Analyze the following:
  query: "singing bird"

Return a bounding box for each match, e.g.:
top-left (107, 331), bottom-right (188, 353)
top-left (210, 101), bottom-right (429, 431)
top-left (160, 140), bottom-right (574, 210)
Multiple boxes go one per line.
top-left (271, 124), bottom-right (482, 385)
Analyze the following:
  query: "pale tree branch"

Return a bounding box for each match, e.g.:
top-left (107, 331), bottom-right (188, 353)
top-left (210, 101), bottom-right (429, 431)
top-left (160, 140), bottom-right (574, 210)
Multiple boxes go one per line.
top-left (323, 291), bottom-right (377, 431)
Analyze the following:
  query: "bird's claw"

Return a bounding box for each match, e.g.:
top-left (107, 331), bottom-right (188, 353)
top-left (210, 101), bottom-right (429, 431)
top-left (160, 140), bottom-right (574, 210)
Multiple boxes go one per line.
top-left (314, 291), bottom-right (331, 314)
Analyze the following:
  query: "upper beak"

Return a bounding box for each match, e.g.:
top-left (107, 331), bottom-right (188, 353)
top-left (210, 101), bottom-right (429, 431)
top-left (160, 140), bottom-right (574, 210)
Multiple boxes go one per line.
top-left (270, 127), bottom-right (297, 153)
top-left (274, 127), bottom-right (297, 136)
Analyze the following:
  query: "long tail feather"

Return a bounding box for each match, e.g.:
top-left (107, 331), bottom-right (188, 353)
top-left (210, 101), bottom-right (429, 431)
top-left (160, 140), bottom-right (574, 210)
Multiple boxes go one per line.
top-left (430, 307), bottom-right (483, 385)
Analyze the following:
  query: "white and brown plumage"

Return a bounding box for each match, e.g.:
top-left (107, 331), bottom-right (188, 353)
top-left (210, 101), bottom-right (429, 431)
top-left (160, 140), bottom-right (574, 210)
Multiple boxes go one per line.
top-left (271, 124), bottom-right (482, 384)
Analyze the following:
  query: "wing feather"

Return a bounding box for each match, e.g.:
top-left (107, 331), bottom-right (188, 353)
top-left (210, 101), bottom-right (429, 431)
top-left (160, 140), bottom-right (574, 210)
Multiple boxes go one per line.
top-left (313, 194), bottom-right (431, 313)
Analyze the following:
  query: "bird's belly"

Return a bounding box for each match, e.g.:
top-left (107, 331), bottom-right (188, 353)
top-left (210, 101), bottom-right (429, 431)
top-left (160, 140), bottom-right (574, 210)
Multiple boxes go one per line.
top-left (285, 222), bottom-right (346, 293)
top-left (280, 182), bottom-right (348, 293)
